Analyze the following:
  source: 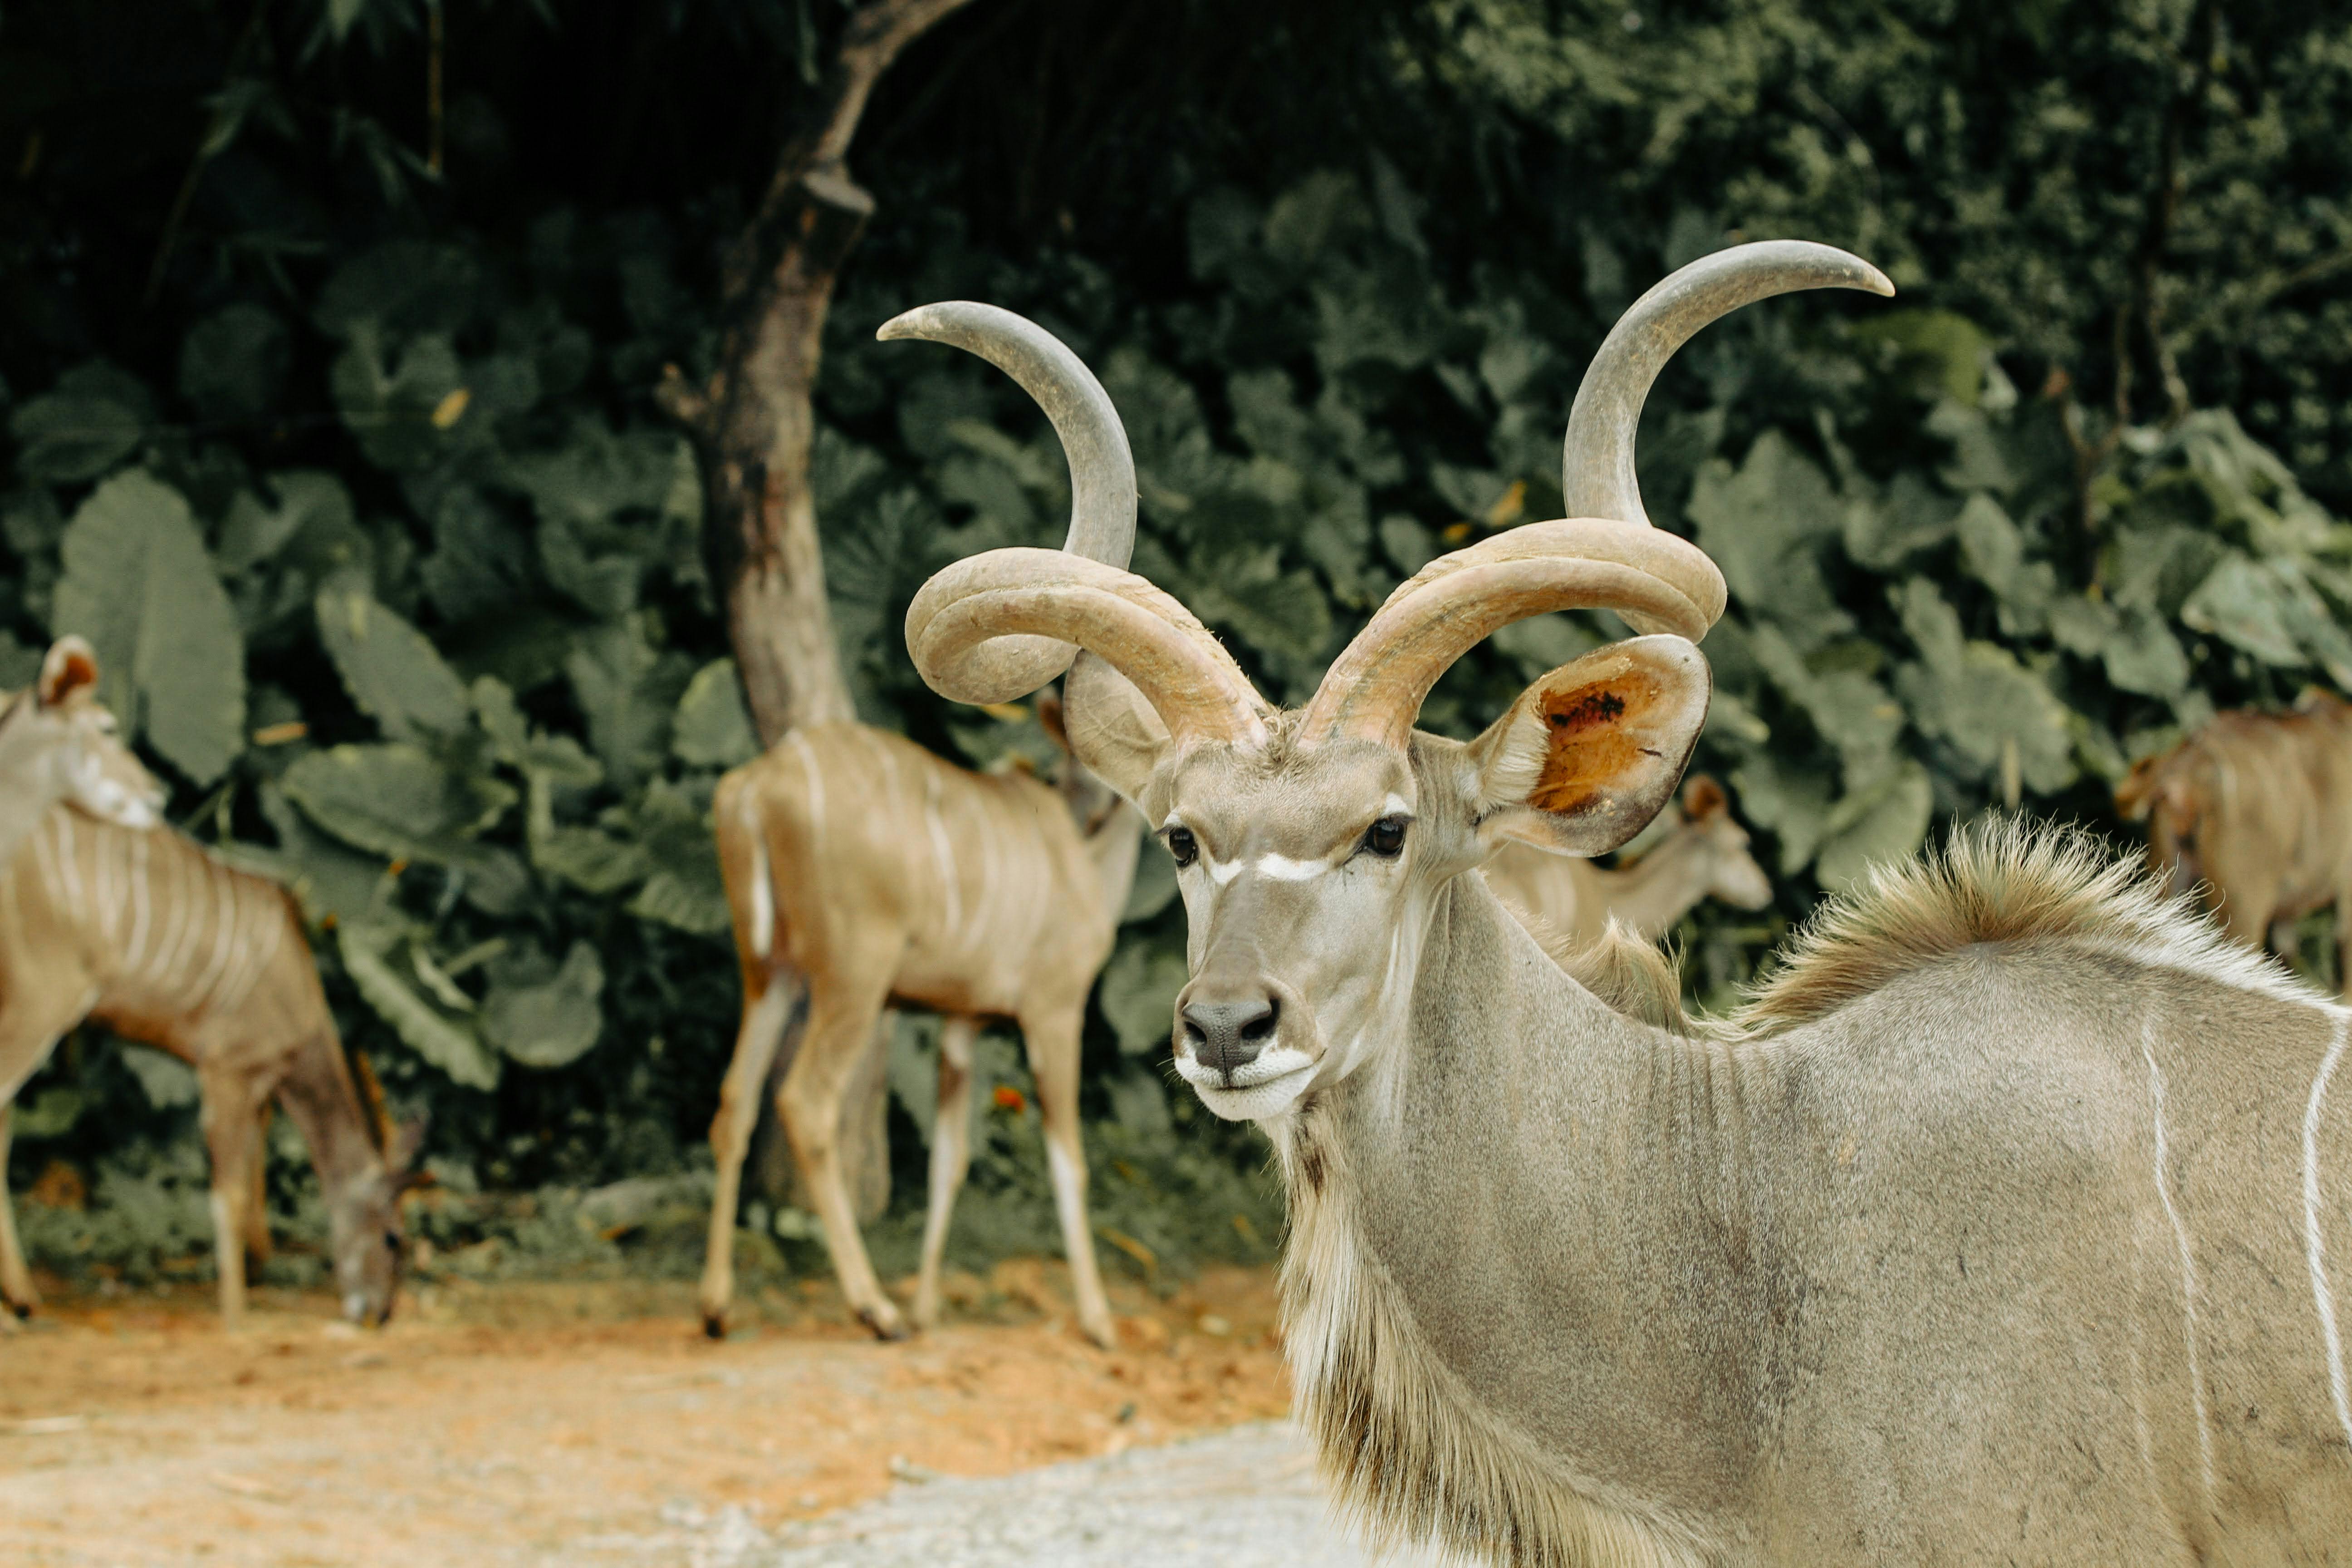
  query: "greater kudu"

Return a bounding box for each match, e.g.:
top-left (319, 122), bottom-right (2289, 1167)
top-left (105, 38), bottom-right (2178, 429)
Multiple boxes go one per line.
top-left (2117, 690), bottom-right (2352, 987)
top-left (699, 306), bottom-right (1142, 1346)
top-left (1482, 773), bottom-right (1770, 961)
top-left (0, 645), bottom-right (414, 1328)
top-left (896, 245), bottom-right (2352, 1563)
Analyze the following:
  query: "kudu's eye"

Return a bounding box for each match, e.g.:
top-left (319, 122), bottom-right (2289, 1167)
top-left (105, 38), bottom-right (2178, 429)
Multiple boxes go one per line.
top-left (1362, 816), bottom-right (1408, 858)
top-left (1165, 827), bottom-right (1199, 867)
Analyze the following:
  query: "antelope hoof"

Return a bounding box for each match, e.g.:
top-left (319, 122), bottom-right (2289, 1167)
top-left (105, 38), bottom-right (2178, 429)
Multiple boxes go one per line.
top-left (3, 1298), bottom-right (31, 1322)
top-left (701, 1309), bottom-right (730, 1341)
top-left (1079, 1314), bottom-right (1117, 1351)
top-left (859, 1303), bottom-right (911, 1342)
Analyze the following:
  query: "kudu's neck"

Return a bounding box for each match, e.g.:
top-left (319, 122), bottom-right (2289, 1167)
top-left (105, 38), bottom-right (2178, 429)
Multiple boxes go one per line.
top-left (1280, 870), bottom-right (1780, 1550)
top-left (1587, 827), bottom-right (1720, 942)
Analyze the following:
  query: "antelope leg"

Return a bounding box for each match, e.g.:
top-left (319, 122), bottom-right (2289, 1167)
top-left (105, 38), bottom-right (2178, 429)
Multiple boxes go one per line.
top-left (913, 1016), bottom-right (980, 1330)
top-left (199, 1068), bottom-right (265, 1331)
top-left (0, 1104), bottom-right (34, 1317)
top-left (699, 973), bottom-right (800, 1337)
top-left (0, 1019), bottom-right (78, 1318)
top-left (779, 954), bottom-right (905, 1340)
top-left (242, 1107), bottom-right (273, 1270)
top-left (1022, 1002), bottom-right (1115, 1348)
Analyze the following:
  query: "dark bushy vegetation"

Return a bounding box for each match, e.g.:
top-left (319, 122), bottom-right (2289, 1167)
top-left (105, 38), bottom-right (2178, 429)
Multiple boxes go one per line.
top-left (4, 0), bottom-right (2351, 1285)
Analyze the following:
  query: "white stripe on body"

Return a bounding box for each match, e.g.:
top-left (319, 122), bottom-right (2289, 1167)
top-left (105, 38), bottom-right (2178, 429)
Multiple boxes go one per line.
top-left (188, 859), bottom-right (243, 1013)
top-left (925, 769), bottom-right (962, 943)
top-left (122, 828), bottom-right (153, 979)
top-left (51, 811), bottom-right (83, 912)
top-left (2140, 1027), bottom-right (2216, 1503)
top-left (739, 788), bottom-right (774, 960)
top-left (208, 884), bottom-right (284, 1020)
top-left (864, 732), bottom-right (916, 892)
top-left (147, 843), bottom-right (207, 992)
top-left (2304, 1009), bottom-right (2352, 1455)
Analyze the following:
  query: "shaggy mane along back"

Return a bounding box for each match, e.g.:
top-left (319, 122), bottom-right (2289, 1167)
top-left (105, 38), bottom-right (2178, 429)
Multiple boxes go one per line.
top-left (1737, 817), bottom-right (2328, 1031)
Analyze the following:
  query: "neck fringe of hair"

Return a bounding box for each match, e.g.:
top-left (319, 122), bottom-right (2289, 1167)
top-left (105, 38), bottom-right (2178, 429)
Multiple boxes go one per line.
top-left (1737, 815), bottom-right (2330, 1030)
top-left (1279, 1105), bottom-right (1710, 1568)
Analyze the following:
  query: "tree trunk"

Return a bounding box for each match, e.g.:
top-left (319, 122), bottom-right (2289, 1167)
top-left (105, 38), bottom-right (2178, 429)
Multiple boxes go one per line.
top-left (666, 0), bottom-right (978, 1225)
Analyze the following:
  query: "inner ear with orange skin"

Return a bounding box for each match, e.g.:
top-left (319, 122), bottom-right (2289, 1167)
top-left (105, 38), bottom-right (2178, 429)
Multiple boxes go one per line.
top-left (37, 636), bottom-right (98, 710)
top-left (1469, 635), bottom-right (1711, 858)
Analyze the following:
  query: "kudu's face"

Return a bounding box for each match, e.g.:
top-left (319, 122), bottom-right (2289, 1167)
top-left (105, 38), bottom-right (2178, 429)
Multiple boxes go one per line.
top-left (1142, 641), bottom-right (1710, 1122)
top-left (0, 638), bottom-right (162, 845)
top-left (886, 243), bottom-right (1891, 1127)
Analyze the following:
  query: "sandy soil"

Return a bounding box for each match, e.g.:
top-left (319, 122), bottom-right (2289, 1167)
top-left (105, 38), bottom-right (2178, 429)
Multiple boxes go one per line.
top-left (0, 1262), bottom-right (1292, 1567)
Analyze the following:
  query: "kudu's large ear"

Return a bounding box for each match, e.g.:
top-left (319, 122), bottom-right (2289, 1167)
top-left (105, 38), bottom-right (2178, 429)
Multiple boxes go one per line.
top-left (37, 636), bottom-right (98, 710)
top-left (1060, 651), bottom-right (1171, 805)
top-left (1468, 635), bottom-right (1710, 858)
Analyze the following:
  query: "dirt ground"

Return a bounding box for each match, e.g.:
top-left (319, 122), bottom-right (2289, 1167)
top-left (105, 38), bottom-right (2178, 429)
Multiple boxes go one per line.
top-left (0, 1261), bottom-right (1293, 1568)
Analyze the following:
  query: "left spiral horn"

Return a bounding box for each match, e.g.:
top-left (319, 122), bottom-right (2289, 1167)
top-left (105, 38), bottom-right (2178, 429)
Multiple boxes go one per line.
top-left (878, 304), bottom-right (1136, 702)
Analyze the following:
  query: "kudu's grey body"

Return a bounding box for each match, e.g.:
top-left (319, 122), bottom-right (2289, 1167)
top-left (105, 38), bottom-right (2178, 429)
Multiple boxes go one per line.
top-left (883, 251), bottom-right (2352, 1564)
top-left (1284, 835), bottom-right (2352, 1562)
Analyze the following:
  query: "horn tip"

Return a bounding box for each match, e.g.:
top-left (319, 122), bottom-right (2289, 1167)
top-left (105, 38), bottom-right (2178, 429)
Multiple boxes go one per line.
top-left (1857, 264), bottom-right (1896, 298)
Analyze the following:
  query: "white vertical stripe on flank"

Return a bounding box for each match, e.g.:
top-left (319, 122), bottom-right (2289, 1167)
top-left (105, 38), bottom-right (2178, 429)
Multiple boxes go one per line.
top-left (52, 809), bottom-right (83, 916)
top-left (189, 860), bottom-right (240, 1012)
top-left (2140, 1027), bottom-right (2215, 1503)
top-left (122, 828), bottom-right (154, 979)
top-left (2303, 1009), bottom-right (2352, 1455)
top-left (739, 791), bottom-right (774, 960)
top-left (925, 770), bottom-right (961, 942)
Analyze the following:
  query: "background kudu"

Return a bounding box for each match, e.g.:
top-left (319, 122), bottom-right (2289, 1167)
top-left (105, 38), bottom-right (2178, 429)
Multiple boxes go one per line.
top-left (0, 639), bottom-right (412, 1328)
top-left (699, 304), bottom-right (1144, 1345)
top-left (1481, 774), bottom-right (1770, 961)
top-left (2118, 690), bottom-right (2352, 986)
top-left (899, 243), bottom-right (2352, 1563)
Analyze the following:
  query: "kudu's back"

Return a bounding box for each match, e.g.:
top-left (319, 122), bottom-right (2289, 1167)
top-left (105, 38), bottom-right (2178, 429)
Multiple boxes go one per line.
top-left (6, 807), bottom-right (325, 1058)
top-left (716, 722), bottom-right (1117, 1018)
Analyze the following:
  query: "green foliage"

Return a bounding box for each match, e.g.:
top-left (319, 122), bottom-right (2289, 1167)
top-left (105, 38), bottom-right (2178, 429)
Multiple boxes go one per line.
top-left (7, 0), bottom-right (2352, 1283)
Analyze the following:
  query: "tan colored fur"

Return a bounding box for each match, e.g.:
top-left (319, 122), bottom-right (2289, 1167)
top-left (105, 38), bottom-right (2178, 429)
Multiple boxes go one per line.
top-left (699, 718), bottom-right (1140, 1343)
top-left (2117, 691), bottom-right (2352, 987)
top-left (0, 809), bottom-right (401, 1327)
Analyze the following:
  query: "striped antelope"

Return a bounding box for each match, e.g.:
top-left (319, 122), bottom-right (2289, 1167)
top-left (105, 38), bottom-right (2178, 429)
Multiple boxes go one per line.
top-left (0, 790), bottom-right (416, 1329)
top-left (1482, 773), bottom-right (1770, 961)
top-left (699, 305), bottom-right (1142, 1346)
top-left (900, 244), bottom-right (2352, 1563)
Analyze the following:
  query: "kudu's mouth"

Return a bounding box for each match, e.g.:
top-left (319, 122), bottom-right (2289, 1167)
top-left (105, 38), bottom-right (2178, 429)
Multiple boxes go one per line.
top-left (1170, 974), bottom-right (1322, 1121)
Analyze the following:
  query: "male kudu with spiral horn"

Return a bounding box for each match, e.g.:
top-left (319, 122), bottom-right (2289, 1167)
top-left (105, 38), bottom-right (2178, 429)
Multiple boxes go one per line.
top-left (700, 305), bottom-right (1142, 1346)
top-left (899, 243), bottom-right (2352, 1564)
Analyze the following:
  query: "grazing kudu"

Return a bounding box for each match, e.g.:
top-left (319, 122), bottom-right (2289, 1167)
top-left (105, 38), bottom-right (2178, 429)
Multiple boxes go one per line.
top-left (2118, 691), bottom-right (2352, 986)
top-left (898, 244), bottom-right (2352, 1563)
top-left (699, 306), bottom-right (1143, 1346)
top-left (0, 664), bottom-right (413, 1328)
top-left (1482, 774), bottom-right (1770, 960)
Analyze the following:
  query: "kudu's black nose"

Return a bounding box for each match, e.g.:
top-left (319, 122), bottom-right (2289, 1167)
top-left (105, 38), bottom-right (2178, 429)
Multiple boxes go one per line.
top-left (1181, 994), bottom-right (1281, 1073)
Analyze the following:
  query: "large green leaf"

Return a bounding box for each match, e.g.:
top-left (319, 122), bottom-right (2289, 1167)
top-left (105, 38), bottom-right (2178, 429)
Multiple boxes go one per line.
top-left (1815, 764), bottom-right (1935, 891)
top-left (316, 586), bottom-right (473, 743)
top-left (671, 659), bottom-right (760, 769)
top-left (281, 743), bottom-right (518, 863)
top-left (339, 925), bottom-right (501, 1090)
top-left (566, 617), bottom-right (691, 789)
top-left (9, 363), bottom-right (151, 483)
top-left (51, 470), bottom-right (245, 785)
top-left (1098, 941), bottom-right (1188, 1056)
top-left (481, 941), bottom-right (606, 1069)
